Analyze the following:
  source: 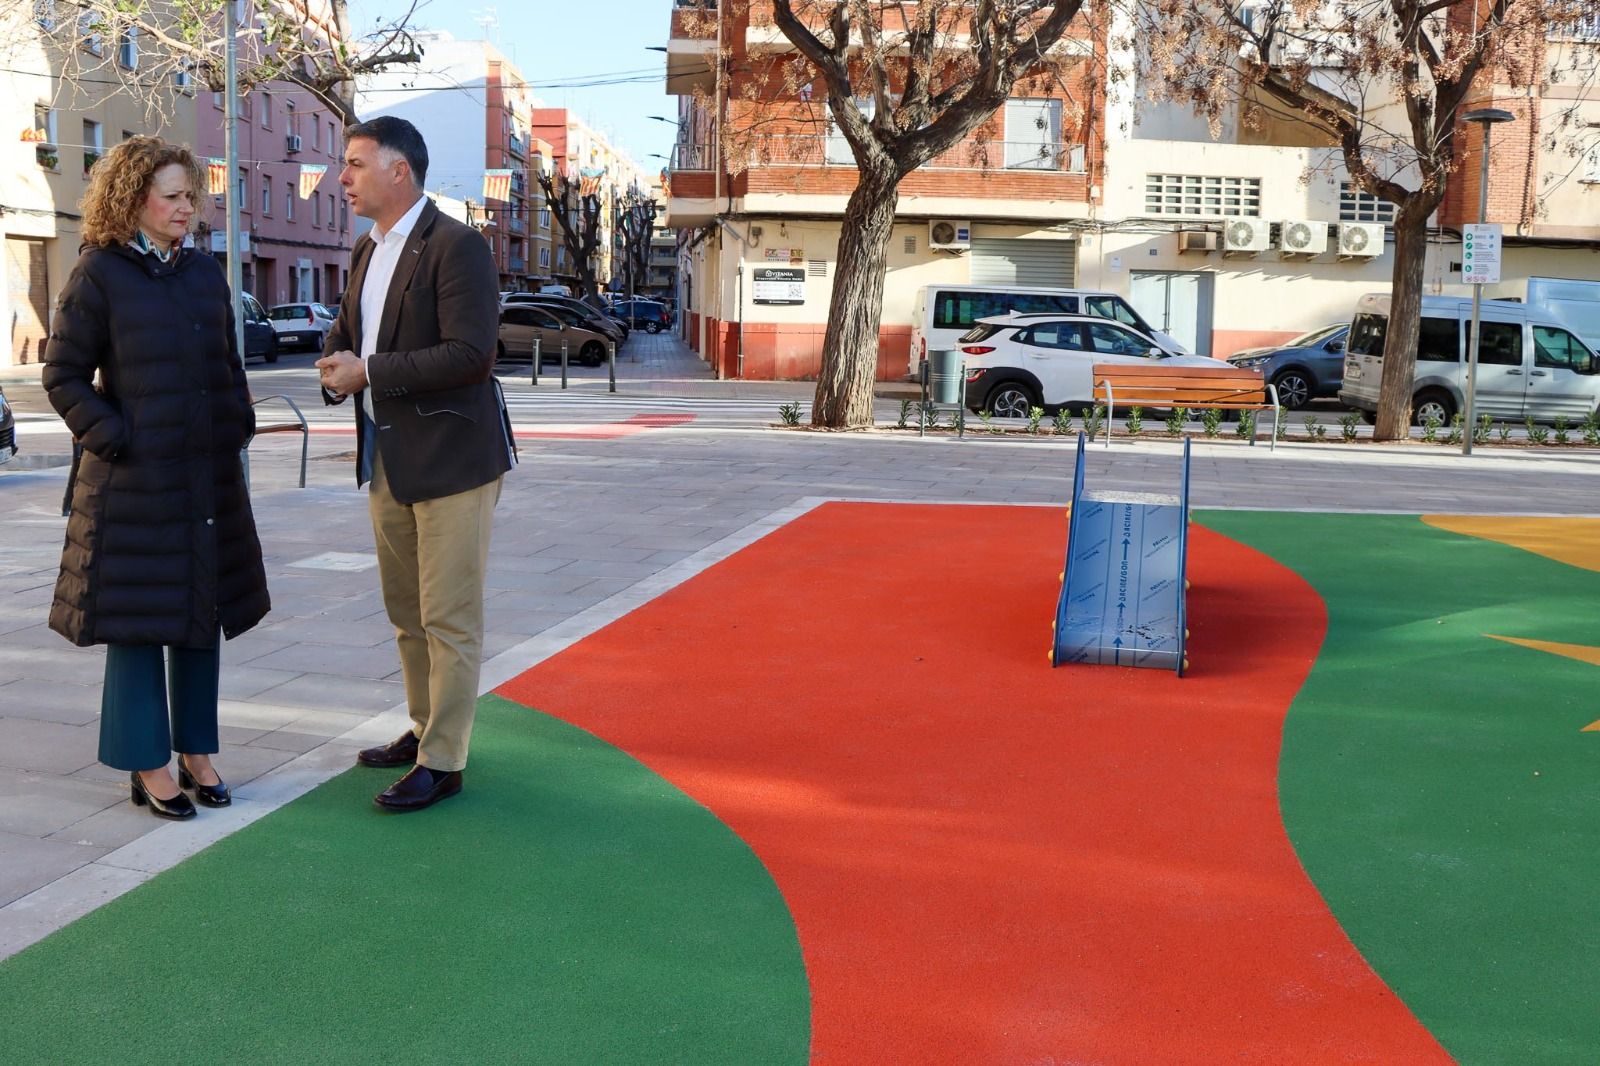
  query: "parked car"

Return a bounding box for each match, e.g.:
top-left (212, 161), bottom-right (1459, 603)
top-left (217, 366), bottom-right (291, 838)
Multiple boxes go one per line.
top-left (1341, 292), bottom-right (1600, 424)
top-left (1225, 324), bottom-right (1349, 410)
top-left (910, 283), bottom-right (1190, 370)
top-left (0, 384), bottom-right (15, 464)
top-left (958, 313), bottom-right (1215, 417)
top-left (609, 298), bottom-right (671, 333)
top-left (498, 305), bottom-right (611, 367)
top-left (268, 302), bottom-right (336, 353)
top-left (241, 292), bottom-right (278, 364)
top-left (502, 292), bottom-right (628, 344)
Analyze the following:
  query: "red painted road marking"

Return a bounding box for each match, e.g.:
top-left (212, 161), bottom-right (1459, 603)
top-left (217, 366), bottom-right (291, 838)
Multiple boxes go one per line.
top-left (497, 503), bottom-right (1448, 1063)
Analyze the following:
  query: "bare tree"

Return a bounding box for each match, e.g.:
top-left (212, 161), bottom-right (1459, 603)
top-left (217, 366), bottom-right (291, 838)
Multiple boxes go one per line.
top-left (680, 0), bottom-right (1090, 428)
top-left (617, 195), bottom-right (658, 298)
top-left (1132, 0), bottom-right (1594, 441)
top-left (6, 0), bottom-right (423, 126)
top-left (537, 168), bottom-right (604, 301)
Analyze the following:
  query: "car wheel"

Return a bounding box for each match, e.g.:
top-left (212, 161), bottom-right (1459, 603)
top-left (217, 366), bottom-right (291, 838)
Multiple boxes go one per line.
top-left (1359, 409), bottom-right (1377, 425)
top-left (986, 382), bottom-right (1037, 419)
top-left (1413, 390), bottom-right (1453, 426)
top-left (581, 342), bottom-right (606, 367)
top-left (646, 321), bottom-right (662, 334)
top-left (1272, 370), bottom-right (1312, 410)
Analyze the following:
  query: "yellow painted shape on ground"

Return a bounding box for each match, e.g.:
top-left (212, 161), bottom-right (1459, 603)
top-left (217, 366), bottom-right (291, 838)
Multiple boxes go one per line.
top-left (1486, 634), bottom-right (1600, 730)
top-left (1423, 515), bottom-right (1600, 573)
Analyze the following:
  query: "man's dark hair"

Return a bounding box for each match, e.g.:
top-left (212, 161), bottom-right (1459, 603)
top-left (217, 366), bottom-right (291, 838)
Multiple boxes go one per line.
top-left (344, 115), bottom-right (428, 189)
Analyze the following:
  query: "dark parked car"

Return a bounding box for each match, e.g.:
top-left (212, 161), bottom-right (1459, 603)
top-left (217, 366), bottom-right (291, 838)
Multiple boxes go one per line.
top-left (609, 299), bottom-right (670, 333)
top-left (1225, 323), bottom-right (1348, 409)
top-left (240, 292), bottom-right (278, 364)
top-left (501, 292), bottom-right (627, 345)
top-left (0, 384), bottom-right (15, 464)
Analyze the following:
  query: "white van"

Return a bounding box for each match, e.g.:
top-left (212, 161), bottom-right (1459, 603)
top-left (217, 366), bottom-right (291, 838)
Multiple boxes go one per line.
top-left (909, 284), bottom-right (1189, 368)
top-left (1339, 293), bottom-right (1600, 424)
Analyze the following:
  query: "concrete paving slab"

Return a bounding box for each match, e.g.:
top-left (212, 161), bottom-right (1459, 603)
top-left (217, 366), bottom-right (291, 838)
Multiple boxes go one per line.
top-left (0, 830), bottom-right (106, 907)
top-left (0, 769), bottom-right (124, 838)
top-left (241, 641), bottom-right (404, 681)
top-left (0, 718), bottom-right (97, 775)
top-left (253, 673), bottom-right (406, 715)
top-left (0, 678), bottom-right (101, 726)
top-left (45, 801), bottom-right (162, 851)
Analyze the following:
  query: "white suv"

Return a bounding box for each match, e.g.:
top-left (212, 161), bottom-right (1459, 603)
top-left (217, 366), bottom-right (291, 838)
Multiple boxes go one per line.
top-left (958, 313), bottom-right (1215, 417)
top-left (267, 303), bottom-right (337, 353)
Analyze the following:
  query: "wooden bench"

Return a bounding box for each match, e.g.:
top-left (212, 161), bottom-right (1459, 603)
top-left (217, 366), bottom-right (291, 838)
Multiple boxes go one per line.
top-left (1092, 363), bottom-right (1281, 450)
top-left (249, 394), bottom-right (309, 487)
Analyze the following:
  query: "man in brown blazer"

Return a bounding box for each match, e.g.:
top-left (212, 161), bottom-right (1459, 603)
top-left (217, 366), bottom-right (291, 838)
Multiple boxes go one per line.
top-left (318, 116), bottom-right (514, 812)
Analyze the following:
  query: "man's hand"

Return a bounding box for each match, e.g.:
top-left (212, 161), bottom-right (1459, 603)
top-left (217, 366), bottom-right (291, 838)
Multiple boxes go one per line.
top-left (317, 349), bottom-right (368, 398)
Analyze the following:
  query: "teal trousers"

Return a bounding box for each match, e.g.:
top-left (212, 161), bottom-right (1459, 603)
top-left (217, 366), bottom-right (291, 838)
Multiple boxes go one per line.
top-left (98, 643), bottom-right (221, 771)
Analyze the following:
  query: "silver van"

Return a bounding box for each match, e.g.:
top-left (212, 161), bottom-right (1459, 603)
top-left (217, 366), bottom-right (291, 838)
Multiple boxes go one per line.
top-left (1339, 293), bottom-right (1600, 424)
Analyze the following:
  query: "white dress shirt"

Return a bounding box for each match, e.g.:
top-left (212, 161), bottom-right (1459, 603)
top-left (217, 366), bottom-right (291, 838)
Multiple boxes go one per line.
top-left (358, 193), bottom-right (428, 419)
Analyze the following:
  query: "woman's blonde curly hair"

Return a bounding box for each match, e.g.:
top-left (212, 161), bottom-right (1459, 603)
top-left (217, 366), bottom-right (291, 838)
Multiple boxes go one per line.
top-left (79, 135), bottom-right (208, 247)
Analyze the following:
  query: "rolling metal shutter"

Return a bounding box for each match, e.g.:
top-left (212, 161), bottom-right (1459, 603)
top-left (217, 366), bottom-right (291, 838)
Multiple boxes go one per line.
top-left (969, 237), bottom-right (1076, 287)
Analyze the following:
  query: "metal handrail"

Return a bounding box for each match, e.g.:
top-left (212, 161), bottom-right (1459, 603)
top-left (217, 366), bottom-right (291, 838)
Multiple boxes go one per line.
top-left (250, 393), bottom-right (309, 487)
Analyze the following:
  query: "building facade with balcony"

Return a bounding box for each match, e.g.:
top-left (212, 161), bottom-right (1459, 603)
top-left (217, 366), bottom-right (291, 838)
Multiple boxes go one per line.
top-left (664, 2), bottom-right (1600, 378)
top-left (664, 1), bottom-right (1101, 379)
top-left (3, 5), bottom-right (196, 369)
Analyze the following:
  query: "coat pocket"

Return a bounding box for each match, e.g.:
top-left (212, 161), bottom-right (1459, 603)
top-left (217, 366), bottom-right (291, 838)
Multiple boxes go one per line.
top-left (415, 400), bottom-right (477, 423)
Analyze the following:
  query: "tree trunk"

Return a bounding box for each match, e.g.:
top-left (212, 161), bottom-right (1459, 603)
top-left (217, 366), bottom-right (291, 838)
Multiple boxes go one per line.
top-left (812, 163), bottom-right (899, 428)
top-left (1373, 205), bottom-right (1432, 442)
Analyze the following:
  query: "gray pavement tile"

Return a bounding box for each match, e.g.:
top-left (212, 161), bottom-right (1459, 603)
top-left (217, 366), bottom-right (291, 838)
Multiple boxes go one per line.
top-left (1, 623), bottom-right (80, 652)
top-left (0, 769), bottom-right (125, 838)
top-left (246, 730), bottom-right (336, 754)
top-left (249, 616), bottom-right (393, 649)
top-left (484, 571), bottom-right (606, 596)
top-left (484, 553), bottom-right (575, 575)
top-left (550, 559), bottom-right (667, 581)
top-left (218, 725), bottom-right (272, 746)
top-left (0, 678), bottom-right (100, 725)
top-left (242, 642), bottom-right (401, 680)
top-left (219, 634), bottom-right (299, 667)
top-left (211, 742), bottom-right (298, 785)
top-left (0, 718), bottom-right (98, 774)
top-left (253, 672), bottom-right (406, 715)
top-left (217, 664), bottom-right (305, 701)
top-left (45, 802), bottom-right (161, 851)
top-left (0, 829), bottom-right (107, 907)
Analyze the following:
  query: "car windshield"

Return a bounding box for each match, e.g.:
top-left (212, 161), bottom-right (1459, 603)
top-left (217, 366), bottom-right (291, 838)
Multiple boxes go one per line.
top-left (268, 307), bottom-right (307, 320)
top-left (1289, 324), bottom-right (1344, 347)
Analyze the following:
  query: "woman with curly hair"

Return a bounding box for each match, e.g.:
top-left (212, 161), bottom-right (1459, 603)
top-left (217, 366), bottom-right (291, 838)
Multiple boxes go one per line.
top-left (44, 135), bottom-right (270, 820)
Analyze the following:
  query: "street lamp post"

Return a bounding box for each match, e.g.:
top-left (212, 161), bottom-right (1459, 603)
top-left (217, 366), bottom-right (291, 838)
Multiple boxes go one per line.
top-left (1461, 107), bottom-right (1515, 456)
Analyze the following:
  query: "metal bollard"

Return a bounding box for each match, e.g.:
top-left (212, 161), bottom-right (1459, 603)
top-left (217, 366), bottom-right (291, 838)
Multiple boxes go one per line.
top-left (607, 340), bottom-right (616, 393)
top-left (530, 335), bottom-right (540, 386)
top-left (959, 360), bottom-right (967, 440)
top-left (560, 339), bottom-right (568, 389)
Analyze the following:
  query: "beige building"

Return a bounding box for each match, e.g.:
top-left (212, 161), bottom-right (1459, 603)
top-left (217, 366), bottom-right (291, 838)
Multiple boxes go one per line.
top-left (3, 6), bottom-right (195, 369)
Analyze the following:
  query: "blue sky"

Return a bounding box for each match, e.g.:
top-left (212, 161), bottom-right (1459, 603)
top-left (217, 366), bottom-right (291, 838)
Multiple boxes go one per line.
top-left (346, 0), bottom-right (677, 170)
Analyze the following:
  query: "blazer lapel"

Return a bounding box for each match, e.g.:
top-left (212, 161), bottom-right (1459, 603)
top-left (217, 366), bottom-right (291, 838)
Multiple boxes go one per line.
top-left (343, 235), bottom-right (376, 352)
top-left (375, 200), bottom-right (437, 355)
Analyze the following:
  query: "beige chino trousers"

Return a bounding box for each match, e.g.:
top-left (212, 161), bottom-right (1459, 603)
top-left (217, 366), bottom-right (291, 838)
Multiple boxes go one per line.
top-left (368, 449), bottom-right (501, 772)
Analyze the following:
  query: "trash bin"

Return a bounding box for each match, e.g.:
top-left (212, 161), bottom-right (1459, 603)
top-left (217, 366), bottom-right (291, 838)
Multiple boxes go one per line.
top-left (928, 348), bottom-right (963, 405)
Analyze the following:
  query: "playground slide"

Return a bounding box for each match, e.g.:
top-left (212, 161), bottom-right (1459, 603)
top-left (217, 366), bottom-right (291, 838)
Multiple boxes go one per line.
top-left (1053, 435), bottom-right (1190, 675)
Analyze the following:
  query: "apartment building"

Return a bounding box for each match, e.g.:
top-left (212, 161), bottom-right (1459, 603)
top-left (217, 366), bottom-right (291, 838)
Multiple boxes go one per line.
top-left (664, 1), bottom-right (1101, 378)
top-left (195, 82), bottom-right (350, 308)
top-left (663, 2), bottom-right (1600, 378)
top-left (532, 108), bottom-right (655, 294)
top-left (3, 4), bottom-right (195, 369)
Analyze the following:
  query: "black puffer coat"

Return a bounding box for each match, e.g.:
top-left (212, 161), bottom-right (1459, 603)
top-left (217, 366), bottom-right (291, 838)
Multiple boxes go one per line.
top-left (44, 243), bottom-right (270, 648)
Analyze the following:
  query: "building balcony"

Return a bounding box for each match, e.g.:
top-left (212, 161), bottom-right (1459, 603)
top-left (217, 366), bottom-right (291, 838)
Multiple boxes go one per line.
top-left (744, 135), bottom-right (1086, 173)
top-left (508, 133), bottom-right (527, 160)
top-left (510, 257), bottom-right (527, 273)
top-left (667, 5), bottom-right (717, 95)
top-left (509, 216), bottom-right (526, 234)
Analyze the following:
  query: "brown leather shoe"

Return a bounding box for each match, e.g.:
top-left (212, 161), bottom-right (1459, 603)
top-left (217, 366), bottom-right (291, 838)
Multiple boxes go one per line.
top-left (357, 730), bottom-right (420, 768)
top-left (374, 765), bottom-right (462, 812)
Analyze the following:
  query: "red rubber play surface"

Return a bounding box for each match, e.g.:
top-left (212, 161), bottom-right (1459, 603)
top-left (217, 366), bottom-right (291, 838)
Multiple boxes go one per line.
top-left (497, 502), bottom-right (1448, 1062)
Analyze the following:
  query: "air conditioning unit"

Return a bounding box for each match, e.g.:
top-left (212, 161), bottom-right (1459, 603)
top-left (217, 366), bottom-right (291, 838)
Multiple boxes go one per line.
top-left (1221, 217), bottom-right (1271, 254)
top-left (1177, 230), bottom-right (1218, 254)
top-left (1337, 222), bottom-right (1384, 257)
top-left (928, 219), bottom-right (971, 250)
top-left (286, 134), bottom-right (302, 154)
top-left (1277, 219), bottom-right (1328, 256)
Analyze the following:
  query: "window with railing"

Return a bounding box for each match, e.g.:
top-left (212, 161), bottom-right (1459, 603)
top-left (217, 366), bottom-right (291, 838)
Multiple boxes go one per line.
top-left (1551, 9), bottom-right (1600, 38)
top-left (1338, 181), bottom-right (1397, 223)
top-left (1004, 99), bottom-right (1064, 170)
top-left (1145, 174), bottom-right (1262, 216)
top-left (117, 28), bottom-right (138, 70)
top-left (82, 119), bottom-right (101, 175)
top-left (33, 104), bottom-right (57, 169)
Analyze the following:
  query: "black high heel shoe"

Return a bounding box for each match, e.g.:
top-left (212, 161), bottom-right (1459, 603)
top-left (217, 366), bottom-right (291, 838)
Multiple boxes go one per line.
top-left (177, 756), bottom-right (232, 808)
top-left (130, 771), bottom-right (196, 820)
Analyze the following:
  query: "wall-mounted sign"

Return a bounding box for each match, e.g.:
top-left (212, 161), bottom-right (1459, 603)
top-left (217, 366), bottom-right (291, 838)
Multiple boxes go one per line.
top-left (764, 247), bottom-right (805, 265)
top-left (753, 267), bottom-right (805, 305)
